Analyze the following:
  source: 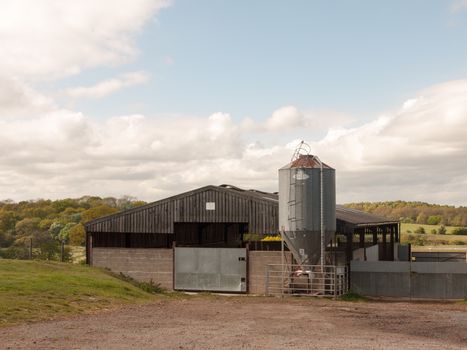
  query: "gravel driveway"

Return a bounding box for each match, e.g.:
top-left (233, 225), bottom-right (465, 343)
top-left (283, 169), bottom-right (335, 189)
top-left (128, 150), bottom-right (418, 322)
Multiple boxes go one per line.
top-left (1, 296), bottom-right (466, 350)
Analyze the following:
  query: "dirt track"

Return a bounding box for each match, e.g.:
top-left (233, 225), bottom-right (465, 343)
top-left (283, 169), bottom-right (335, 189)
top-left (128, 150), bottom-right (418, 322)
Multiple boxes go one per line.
top-left (1, 296), bottom-right (466, 350)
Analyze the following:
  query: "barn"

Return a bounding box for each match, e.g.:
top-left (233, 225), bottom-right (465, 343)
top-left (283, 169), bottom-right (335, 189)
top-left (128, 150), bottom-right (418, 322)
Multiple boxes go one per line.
top-left (85, 184), bottom-right (401, 294)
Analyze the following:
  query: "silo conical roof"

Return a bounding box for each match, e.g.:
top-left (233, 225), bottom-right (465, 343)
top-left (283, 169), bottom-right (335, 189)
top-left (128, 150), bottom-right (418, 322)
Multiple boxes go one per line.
top-left (280, 154), bottom-right (334, 170)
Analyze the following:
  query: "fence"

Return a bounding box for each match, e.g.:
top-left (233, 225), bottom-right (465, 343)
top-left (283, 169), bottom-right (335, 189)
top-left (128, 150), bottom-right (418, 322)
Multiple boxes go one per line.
top-left (0, 237), bottom-right (73, 262)
top-left (265, 264), bottom-right (348, 298)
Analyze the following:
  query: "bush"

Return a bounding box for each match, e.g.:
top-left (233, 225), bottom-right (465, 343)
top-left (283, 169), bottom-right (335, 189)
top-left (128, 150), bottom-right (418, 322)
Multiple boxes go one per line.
top-left (430, 229), bottom-right (437, 234)
top-left (452, 228), bottom-right (467, 236)
top-left (427, 215), bottom-right (442, 225)
top-left (453, 240), bottom-right (466, 245)
top-left (114, 272), bottom-right (165, 294)
top-left (0, 245), bottom-right (29, 259)
top-left (0, 235), bottom-right (72, 262)
top-left (414, 226), bottom-right (426, 234)
top-left (138, 280), bottom-right (164, 294)
top-left (438, 225), bottom-right (447, 235)
top-left (68, 224), bottom-right (86, 246)
top-left (415, 236), bottom-right (427, 246)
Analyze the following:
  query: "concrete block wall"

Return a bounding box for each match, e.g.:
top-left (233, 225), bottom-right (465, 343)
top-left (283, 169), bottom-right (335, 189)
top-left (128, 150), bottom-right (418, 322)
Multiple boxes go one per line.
top-left (92, 248), bottom-right (291, 295)
top-left (92, 248), bottom-right (173, 290)
top-left (248, 251), bottom-right (291, 294)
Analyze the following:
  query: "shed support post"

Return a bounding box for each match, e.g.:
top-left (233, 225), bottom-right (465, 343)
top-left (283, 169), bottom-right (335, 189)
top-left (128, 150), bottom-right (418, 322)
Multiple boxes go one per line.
top-left (382, 227), bottom-right (387, 261)
top-left (346, 230), bottom-right (353, 264)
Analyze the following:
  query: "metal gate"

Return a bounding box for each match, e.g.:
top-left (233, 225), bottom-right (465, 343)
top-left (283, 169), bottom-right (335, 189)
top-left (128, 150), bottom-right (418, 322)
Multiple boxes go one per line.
top-left (174, 247), bottom-right (247, 292)
top-left (265, 264), bottom-right (348, 298)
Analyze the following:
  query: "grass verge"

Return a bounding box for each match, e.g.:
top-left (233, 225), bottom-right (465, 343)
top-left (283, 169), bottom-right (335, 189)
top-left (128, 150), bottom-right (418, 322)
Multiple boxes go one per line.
top-left (0, 259), bottom-right (160, 327)
top-left (339, 292), bottom-right (368, 302)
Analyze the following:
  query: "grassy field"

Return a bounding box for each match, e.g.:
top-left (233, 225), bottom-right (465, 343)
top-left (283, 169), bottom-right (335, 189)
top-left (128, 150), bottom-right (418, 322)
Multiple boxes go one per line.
top-left (400, 223), bottom-right (467, 246)
top-left (401, 223), bottom-right (466, 235)
top-left (0, 259), bottom-right (160, 326)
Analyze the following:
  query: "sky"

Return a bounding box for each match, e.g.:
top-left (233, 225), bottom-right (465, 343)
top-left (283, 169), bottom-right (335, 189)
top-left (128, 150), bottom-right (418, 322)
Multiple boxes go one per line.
top-left (1, 0), bottom-right (467, 205)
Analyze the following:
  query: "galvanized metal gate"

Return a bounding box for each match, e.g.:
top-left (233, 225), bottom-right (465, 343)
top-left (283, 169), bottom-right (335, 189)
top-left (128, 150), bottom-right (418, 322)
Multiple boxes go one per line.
top-left (174, 247), bottom-right (247, 292)
top-left (265, 264), bottom-right (348, 298)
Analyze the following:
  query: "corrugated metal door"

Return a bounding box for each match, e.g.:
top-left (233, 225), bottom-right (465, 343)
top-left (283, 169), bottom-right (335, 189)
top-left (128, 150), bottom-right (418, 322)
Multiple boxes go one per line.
top-left (174, 247), bottom-right (247, 292)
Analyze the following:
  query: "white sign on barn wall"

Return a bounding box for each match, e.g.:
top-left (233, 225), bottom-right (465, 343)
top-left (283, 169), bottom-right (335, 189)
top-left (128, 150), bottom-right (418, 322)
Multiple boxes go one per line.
top-left (206, 202), bottom-right (216, 210)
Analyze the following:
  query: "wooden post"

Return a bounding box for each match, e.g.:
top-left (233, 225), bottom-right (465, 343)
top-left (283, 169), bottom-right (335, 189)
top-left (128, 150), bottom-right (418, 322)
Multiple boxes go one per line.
top-left (60, 241), bottom-right (64, 262)
top-left (89, 235), bottom-right (93, 266)
top-left (29, 237), bottom-right (33, 260)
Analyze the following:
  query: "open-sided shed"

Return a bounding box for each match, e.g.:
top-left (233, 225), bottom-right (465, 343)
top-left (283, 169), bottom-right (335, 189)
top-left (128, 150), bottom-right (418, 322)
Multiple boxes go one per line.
top-left (85, 185), bottom-right (400, 293)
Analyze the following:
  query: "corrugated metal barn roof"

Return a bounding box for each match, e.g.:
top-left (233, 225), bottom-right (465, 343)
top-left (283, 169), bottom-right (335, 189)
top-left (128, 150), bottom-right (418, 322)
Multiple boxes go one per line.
top-left (218, 185), bottom-right (397, 226)
top-left (85, 184), bottom-right (397, 230)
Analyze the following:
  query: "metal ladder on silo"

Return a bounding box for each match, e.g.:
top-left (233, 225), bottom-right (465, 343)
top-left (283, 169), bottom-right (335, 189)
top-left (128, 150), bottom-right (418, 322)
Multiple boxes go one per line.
top-left (287, 168), bottom-right (304, 231)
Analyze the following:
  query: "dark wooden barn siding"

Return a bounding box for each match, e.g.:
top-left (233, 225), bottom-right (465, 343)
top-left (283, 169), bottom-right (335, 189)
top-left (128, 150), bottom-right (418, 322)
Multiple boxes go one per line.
top-left (85, 187), bottom-right (278, 235)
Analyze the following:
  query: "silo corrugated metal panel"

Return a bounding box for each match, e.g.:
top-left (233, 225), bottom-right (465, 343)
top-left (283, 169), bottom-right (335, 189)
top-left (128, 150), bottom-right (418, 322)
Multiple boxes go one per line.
top-left (278, 154), bottom-right (336, 264)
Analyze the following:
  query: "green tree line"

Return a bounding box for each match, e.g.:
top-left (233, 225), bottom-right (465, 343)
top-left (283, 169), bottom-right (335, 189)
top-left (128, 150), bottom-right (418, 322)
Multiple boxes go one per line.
top-left (0, 196), bottom-right (146, 259)
top-left (344, 201), bottom-right (467, 227)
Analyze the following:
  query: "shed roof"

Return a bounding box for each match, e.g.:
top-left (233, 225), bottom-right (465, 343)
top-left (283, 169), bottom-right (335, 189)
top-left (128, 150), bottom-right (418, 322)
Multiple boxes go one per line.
top-left (218, 185), bottom-right (397, 226)
top-left (85, 184), bottom-right (398, 228)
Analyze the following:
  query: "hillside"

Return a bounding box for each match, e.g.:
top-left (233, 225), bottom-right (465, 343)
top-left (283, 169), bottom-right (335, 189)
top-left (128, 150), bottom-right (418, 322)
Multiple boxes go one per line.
top-left (0, 196), bottom-right (146, 260)
top-left (344, 201), bottom-right (467, 227)
top-left (0, 260), bottom-right (157, 326)
top-left (1, 198), bottom-right (466, 256)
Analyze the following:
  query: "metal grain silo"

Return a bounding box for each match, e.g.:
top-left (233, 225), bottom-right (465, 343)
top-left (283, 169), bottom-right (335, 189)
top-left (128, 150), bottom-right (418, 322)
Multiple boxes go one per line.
top-left (279, 148), bottom-right (336, 265)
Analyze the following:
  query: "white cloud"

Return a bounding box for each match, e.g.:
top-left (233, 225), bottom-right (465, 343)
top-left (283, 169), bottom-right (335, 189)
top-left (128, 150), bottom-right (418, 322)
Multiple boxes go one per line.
top-left (0, 79), bottom-right (467, 205)
top-left (0, 0), bottom-right (170, 80)
top-left (451, 0), bottom-right (467, 12)
top-left (244, 106), bottom-right (354, 133)
top-left (0, 1), bottom-right (466, 206)
top-left (266, 106), bottom-right (303, 130)
top-left (306, 80), bottom-right (467, 204)
top-left (64, 72), bottom-right (149, 99)
top-left (0, 77), bottom-right (55, 117)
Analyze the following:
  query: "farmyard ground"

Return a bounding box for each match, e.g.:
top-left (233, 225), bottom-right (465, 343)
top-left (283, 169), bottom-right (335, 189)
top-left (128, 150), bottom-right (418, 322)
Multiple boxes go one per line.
top-left (1, 296), bottom-right (466, 350)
